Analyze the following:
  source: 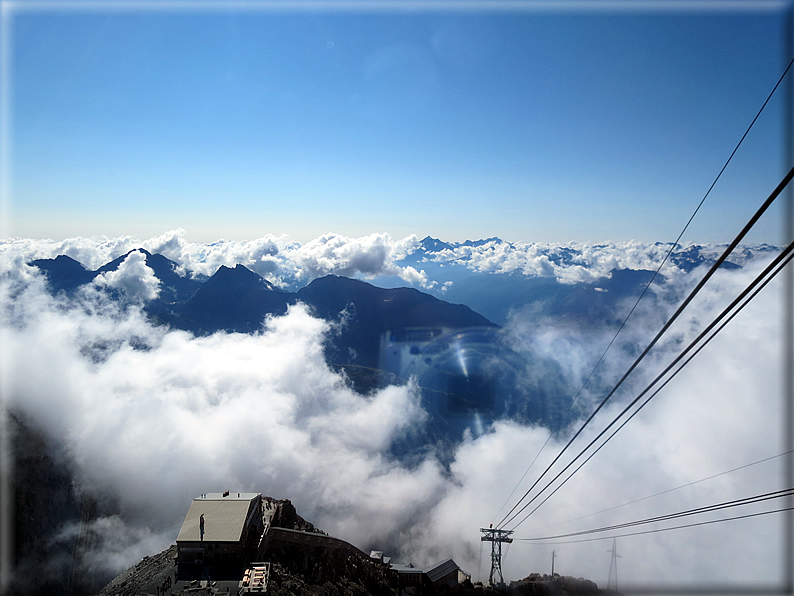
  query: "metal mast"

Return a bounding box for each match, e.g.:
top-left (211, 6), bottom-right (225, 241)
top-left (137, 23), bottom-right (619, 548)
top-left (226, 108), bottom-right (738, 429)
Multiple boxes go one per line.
top-left (607, 538), bottom-right (621, 592)
top-left (480, 527), bottom-right (513, 586)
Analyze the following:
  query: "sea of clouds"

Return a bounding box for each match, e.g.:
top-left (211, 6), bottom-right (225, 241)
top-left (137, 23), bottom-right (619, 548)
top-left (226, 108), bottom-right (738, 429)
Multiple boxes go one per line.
top-left (0, 230), bottom-right (427, 290)
top-left (0, 231), bottom-right (789, 593)
top-left (0, 228), bottom-right (759, 291)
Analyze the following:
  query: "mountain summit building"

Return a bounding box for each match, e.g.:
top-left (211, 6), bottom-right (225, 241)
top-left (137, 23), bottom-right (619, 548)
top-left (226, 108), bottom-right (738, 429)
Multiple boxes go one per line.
top-left (176, 492), bottom-right (264, 566)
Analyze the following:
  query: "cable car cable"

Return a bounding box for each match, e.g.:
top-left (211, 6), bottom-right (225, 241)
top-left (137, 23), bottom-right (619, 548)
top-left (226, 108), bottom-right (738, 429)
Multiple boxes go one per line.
top-left (496, 166), bottom-right (794, 530)
top-left (519, 488), bottom-right (794, 542)
top-left (532, 449), bottom-right (794, 532)
top-left (503, 240), bottom-right (794, 530)
top-left (509, 243), bottom-right (794, 529)
top-left (514, 506), bottom-right (794, 546)
top-left (490, 57), bottom-right (794, 527)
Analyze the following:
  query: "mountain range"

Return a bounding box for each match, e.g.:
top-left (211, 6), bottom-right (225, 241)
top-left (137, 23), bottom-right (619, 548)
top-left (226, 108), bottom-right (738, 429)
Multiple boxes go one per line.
top-left (383, 236), bottom-right (758, 326)
top-left (14, 237), bottom-right (777, 596)
top-left (31, 248), bottom-right (496, 371)
top-left (29, 239), bottom-right (765, 441)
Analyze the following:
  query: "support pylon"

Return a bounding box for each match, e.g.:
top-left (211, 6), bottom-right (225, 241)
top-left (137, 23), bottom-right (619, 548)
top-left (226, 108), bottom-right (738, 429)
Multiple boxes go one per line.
top-left (480, 527), bottom-right (513, 586)
top-left (607, 538), bottom-right (621, 592)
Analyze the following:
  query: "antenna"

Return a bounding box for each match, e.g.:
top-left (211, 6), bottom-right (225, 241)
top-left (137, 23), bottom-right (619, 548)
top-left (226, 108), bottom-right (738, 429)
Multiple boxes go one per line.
top-left (551, 550), bottom-right (556, 577)
top-left (607, 538), bottom-right (621, 592)
top-left (480, 527), bottom-right (513, 586)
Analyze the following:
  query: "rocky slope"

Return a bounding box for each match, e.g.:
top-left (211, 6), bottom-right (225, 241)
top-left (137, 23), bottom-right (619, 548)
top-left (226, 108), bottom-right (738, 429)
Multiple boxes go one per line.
top-left (96, 498), bottom-right (398, 596)
top-left (7, 411), bottom-right (105, 596)
top-left (95, 546), bottom-right (177, 596)
top-left (509, 573), bottom-right (619, 596)
top-left (31, 251), bottom-right (497, 373)
top-left (94, 497), bottom-right (621, 596)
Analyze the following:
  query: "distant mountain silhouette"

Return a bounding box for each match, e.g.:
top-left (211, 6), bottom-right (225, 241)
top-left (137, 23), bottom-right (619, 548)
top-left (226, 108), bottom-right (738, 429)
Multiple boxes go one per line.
top-left (177, 264), bottom-right (295, 333)
top-left (96, 248), bottom-right (204, 305)
top-left (30, 254), bottom-right (96, 293)
top-left (36, 243), bottom-right (749, 446)
top-left (419, 236), bottom-right (454, 252)
top-left (436, 268), bottom-right (659, 328)
top-left (31, 249), bottom-right (203, 306)
top-left (459, 236), bottom-right (504, 247)
top-left (295, 275), bottom-right (496, 368)
top-left (30, 252), bottom-right (498, 372)
top-left (670, 245), bottom-right (740, 273)
top-left (170, 268), bottom-right (496, 369)
top-left (391, 238), bottom-right (755, 325)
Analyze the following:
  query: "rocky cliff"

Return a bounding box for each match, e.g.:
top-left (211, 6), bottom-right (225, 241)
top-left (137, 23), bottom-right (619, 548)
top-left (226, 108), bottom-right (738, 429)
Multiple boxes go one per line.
top-left (96, 497), bottom-right (398, 596)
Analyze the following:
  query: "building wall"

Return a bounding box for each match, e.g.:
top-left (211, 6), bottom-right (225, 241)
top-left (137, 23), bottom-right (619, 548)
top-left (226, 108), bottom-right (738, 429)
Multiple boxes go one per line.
top-left (176, 540), bottom-right (245, 564)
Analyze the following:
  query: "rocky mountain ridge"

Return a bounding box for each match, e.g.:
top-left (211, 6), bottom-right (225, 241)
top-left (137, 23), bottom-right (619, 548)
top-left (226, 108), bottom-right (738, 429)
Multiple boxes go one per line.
top-left (31, 249), bottom-right (497, 373)
top-left (96, 497), bottom-right (620, 596)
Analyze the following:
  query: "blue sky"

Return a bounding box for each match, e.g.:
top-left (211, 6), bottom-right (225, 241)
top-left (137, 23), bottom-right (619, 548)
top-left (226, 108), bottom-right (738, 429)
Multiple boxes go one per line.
top-left (2, 1), bottom-right (791, 244)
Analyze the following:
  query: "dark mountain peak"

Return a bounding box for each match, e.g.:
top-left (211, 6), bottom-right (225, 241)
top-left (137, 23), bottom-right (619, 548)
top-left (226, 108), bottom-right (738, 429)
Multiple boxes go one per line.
top-left (419, 236), bottom-right (453, 252)
top-left (91, 248), bottom-right (203, 306)
top-left (176, 264), bottom-right (291, 334)
top-left (669, 245), bottom-right (740, 273)
top-left (34, 254), bottom-right (88, 272)
top-left (95, 248), bottom-right (152, 274)
top-left (299, 274), bottom-right (426, 303)
top-left (121, 247), bottom-right (152, 258)
top-left (297, 275), bottom-right (381, 305)
top-left (670, 245), bottom-right (706, 273)
top-left (460, 237), bottom-right (502, 247)
top-left (30, 254), bottom-right (95, 292)
top-left (303, 274), bottom-right (369, 289)
top-left (298, 275), bottom-right (496, 319)
top-left (295, 275), bottom-right (497, 368)
top-left (207, 264), bottom-right (275, 291)
top-left (211, 263), bottom-right (254, 281)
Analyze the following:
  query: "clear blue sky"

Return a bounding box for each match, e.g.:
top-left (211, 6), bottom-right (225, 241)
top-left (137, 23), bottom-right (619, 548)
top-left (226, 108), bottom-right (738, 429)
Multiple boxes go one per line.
top-left (2, 1), bottom-right (791, 244)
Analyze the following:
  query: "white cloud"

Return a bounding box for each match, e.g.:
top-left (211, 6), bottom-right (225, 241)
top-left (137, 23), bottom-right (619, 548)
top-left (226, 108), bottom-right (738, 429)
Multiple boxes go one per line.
top-left (1, 265), bottom-right (441, 573)
top-left (52, 516), bottom-right (167, 578)
top-left (0, 230), bottom-right (433, 289)
top-left (290, 232), bottom-right (421, 283)
top-left (425, 239), bottom-right (676, 283)
top-left (0, 235), bottom-right (142, 271)
top-left (1, 231), bottom-right (773, 295)
top-left (0, 238), bottom-right (788, 593)
top-left (90, 250), bottom-right (161, 303)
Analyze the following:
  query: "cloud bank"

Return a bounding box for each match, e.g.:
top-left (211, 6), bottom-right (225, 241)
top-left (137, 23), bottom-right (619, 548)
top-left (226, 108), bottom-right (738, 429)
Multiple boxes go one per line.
top-left (0, 230), bottom-right (425, 289)
top-left (0, 229), bottom-right (772, 292)
top-left (91, 249), bottom-right (161, 303)
top-left (0, 236), bottom-right (789, 593)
